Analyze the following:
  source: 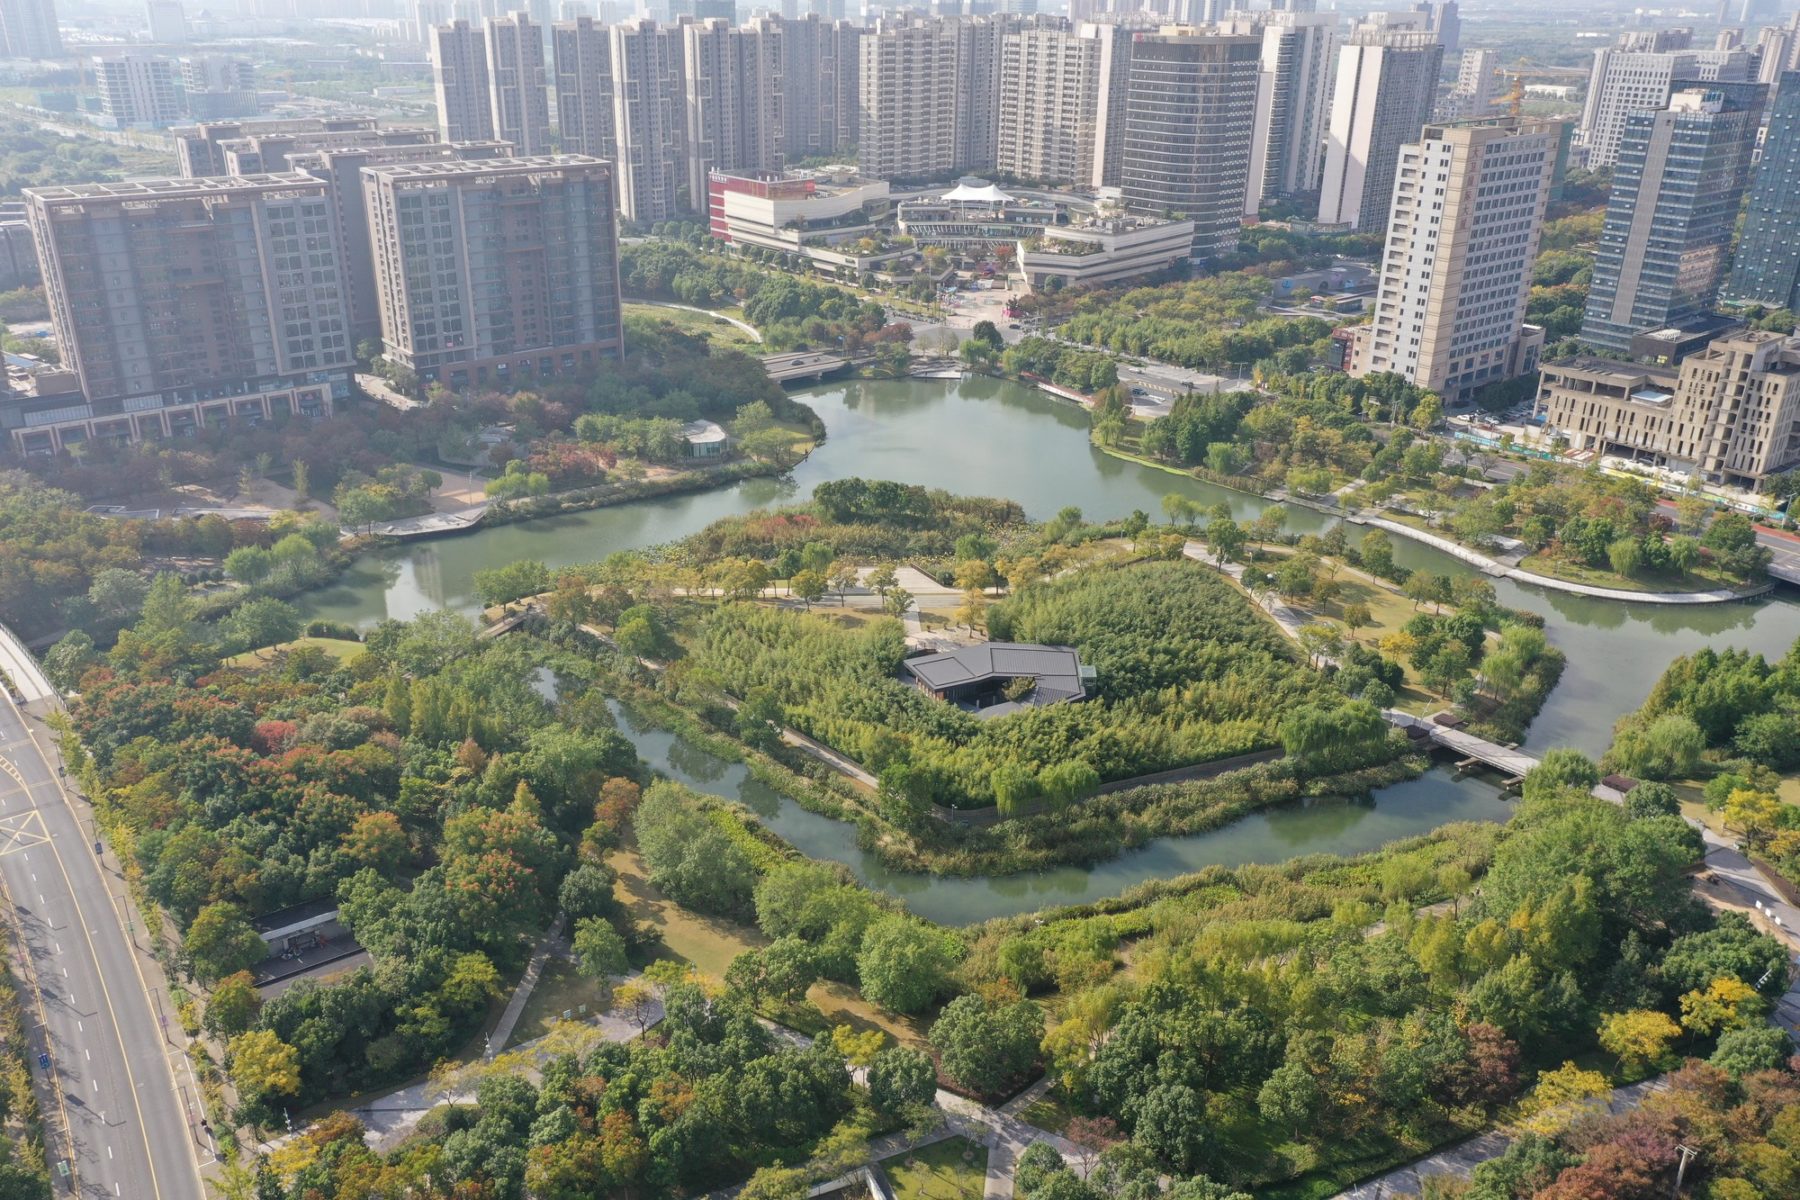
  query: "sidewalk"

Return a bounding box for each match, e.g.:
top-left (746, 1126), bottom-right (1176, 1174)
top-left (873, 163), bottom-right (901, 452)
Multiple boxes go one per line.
top-left (1350, 515), bottom-right (1770, 605)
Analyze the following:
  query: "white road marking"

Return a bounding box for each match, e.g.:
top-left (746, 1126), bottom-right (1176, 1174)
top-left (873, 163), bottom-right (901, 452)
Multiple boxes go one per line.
top-left (84, 1050), bottom-right (89, 1062)
top-left (107, 1147), bottom-right (112, 1160)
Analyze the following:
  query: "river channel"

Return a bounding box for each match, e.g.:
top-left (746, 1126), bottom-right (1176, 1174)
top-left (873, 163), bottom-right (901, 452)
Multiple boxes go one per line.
top-left (299, 377), bottom-right (1800, 923)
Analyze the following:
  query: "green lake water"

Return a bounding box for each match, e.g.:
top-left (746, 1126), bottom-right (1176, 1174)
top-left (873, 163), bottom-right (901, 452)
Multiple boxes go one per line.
top-left (301, 378), bottom-right (1800, 921)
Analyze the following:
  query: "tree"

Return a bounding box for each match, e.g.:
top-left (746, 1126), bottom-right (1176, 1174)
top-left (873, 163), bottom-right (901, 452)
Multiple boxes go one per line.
top-left (42, 630), bottom-right (95, 692)
top-left (1296, 622), bottom-right (1342, 667)
top-left (185, 902), bottom-right (268, 984)
top-left (217, 597), bottom-right (302, 654)
top-left (866, 564), bottom-right (898, 599)
top-left (1710, 1024), bottom-right (1791, 1078)
top-left (224, 546), bottom-right (273, 585)
top-left (867, 1045), bottom-right (936, 1114)
top-left (1607, 536), bottom-right (1642, 578)
top-left (1725, 788), bottom-right (1784, 850)
top-left (1134, 1083), bottom-right (1212, 1174)
top-left (1606, 713), bottom-right (1705, 780)
top-left (856, 915), bottom-right (955, 1014)
top-left (229, 1030), bottom-right (301, 1101)
top-left (1409, 393), bottom-right (1443, 429)
top-left (1206, 518), bottom-right (1245, 565)
top-left (882, 587), bottom-right (914, 619)
top-left (1341, 602), bottom-right (1372, 641)
top-left (791, 568), bottom-right (827, 610)
top-left (1596, 1009), bottom-right (1680, 1073)
top-left (828, 561), bottom-right (860, 604)
top-left (929, 995), bottom-right (1042, 1096)
top-left (572, 917), bottom-right (629, 989)
top-left (738, 1166), bottom-right (810, 1200)
top-left (1680, 976), bottom-right (1762, 1034)
top-left (1256, 1061), bottom-right (1321, 1129)
top-left (203, 971), bottom-right (262, 1039)
top-left (1521, 749), bottom-right (1600, 801)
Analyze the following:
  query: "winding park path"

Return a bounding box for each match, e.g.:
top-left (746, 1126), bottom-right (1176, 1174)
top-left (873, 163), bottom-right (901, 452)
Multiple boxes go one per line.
top-left (634, 300), bottom-right (764, 343)
top-left (1348, 515), bottom-right (1772, 605)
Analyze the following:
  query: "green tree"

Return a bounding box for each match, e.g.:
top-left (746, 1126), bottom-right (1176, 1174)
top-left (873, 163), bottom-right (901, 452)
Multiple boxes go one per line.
top-left (203, 971), bottom-right (262, 1038)
top-left (856, 915), bottom-right (956, 1014)
top-left (929, 994), bottom-right (1042, 1096)
top-left (867, 1045), bottom-right (937, 1114)
top-left (572, 917), bottom-right (629, 984)
top-left (185, 902), bottom-right (268, 984)
top-left (791, 568), bottom-right (828, 610)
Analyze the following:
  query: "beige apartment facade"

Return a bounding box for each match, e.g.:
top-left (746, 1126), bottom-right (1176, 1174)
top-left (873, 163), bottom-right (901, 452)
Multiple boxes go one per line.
top-left (1535, 330), bottom-right (1800, 487)
top-left (364, 155), bottom-right (623, 392)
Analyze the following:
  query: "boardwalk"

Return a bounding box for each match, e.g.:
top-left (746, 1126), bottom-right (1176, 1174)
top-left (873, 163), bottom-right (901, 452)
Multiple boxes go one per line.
top-left (1384, 710), bottom-right (1540, 780)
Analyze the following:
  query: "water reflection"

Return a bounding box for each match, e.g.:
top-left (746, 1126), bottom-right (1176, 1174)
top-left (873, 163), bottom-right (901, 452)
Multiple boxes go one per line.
top-left (296, 377), bottom-right (1800, 762)
top-left (607, 698), bottom-right (1515, 926)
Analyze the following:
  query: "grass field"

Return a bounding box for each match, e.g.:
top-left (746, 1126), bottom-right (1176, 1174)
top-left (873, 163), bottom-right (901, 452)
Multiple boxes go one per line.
top-left (624, 302), bottom-right (761, 348)
top-left (1516, 552), bottom-right (1746, 595)
top-left (503, 957), bottom-right (611, 1050)
top-left (881, 1136), bottom-right (989, 1200)
top-left (608, 844), bottom-right (925, 1045)
top-left (224, 637), bottom-right (363, 668)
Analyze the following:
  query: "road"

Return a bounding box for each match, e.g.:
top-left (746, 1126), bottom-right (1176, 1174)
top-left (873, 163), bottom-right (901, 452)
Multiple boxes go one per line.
top-left (0, 629), bottom-right (204, 1200)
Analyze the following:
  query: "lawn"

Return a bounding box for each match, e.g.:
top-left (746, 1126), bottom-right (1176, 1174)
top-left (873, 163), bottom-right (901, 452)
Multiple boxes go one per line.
top-left (881, 1136), bottom-right (989, 1200)
top-left (1231, 549), bottom-right (1448, 715)
top-left (1516, 552), bottom-right (1747, 595)
top-left (503, 957), bottom-right (611, 1050)
top-left (223, 636), bottom-right (363, 668)
top-left (608, 845), bottom-right (925, 1045)
top-left (623, 302), bottom-right (761, 348)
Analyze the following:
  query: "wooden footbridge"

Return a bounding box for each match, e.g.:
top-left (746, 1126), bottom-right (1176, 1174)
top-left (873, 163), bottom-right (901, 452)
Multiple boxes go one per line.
top-left (1384, 710), bottom-right (1540, 786)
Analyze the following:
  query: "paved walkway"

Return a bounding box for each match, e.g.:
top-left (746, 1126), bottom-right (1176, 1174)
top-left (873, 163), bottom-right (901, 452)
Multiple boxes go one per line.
top-left (636, 301), bottom-right (763, 343)
top-left (486, 915), bottom-right (565, 1056)
top-left (1350, 516), bottom-right (1771, 605)
top-left (1183, 541), bottom-right (1339, 666)
top-left (1333, 1076), bottom-right (1668, 1199)
top-left (1335, 814), bottom-right (1800, 1197)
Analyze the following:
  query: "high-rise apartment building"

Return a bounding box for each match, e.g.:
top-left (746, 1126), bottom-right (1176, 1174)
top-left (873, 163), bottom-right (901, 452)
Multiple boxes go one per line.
top-left (1579, 83), bottom-right (1764, 354)
top-left (1317, 28), bottom-right (1442, 232)
top-left (611, 18), bottom-right (687, 221)
top-left (94, 55), bottom-right (182, 129)
top-left (173, 117), bottom-right (435, 177)
top-left (1577, 36), bottom-right (1751, 168)
top-left (286, 140), bottom-right (512, 345)
top-left (858, 15), bottom-right (1018, 181)
top-left (181, 56), bottom-right (253, 94)
top-left (1230, 9), bottom-right (1339, 214)
top-left (145, 0), bottom-right (187, 43)
top-left (552, 15), bottom-right (615, 161)
top-left (0, 0), bottom-right (61, 59)
top-left (859, 19), bottom-right (959, 180)
top-left (1754, 16), bottom-right (1800, 85)
top-left (23, 174), bottom-right (352, 448)
top-left (1119, 28), bottom-right (1261, 262)
top-left (683, 17), bottom-right (783, 204)
top-left (1726, 70), bottom-right (1800, 311)
top-left (432, 20), bottom-right (495, 142)
top-left (364, 156), bottom-right (623, 389)
top-left (1089, 20), bottom-right (1136, 188)
top-left (952, 15), bottom-right (1014, 174)
top-left (1350, 120), bottom-right (1562, 402)
top-left (996, 23), bottom-right (1103, 185)
top-left (1436, 47), bottom-right (1497, 120)
top-left (486, 12), bottom-right (551, 153)
top-left (776, 15), bottom-right (859, 160)
top-left (1535, 330), bottom-right (1800, 488)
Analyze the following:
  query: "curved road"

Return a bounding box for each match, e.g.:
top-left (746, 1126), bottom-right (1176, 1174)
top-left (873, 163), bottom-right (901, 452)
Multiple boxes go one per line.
top-left (0, 629), bottom-right (203, 1200)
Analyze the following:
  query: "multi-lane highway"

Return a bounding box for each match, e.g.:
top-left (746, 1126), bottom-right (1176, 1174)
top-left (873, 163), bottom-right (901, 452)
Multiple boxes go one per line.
top-left (0, 629), bottom-right (203, 1200)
